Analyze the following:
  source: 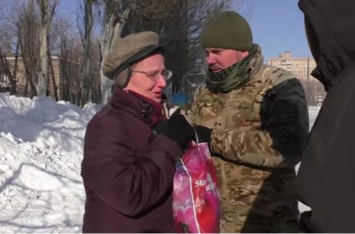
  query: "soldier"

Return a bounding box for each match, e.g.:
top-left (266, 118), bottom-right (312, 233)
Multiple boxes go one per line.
top-left (189, 11), bottom-right (309, 232)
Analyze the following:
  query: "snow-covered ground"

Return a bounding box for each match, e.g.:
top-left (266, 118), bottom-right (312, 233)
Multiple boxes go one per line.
top-left (0, 93), bottom-right (100, 233)
top-left (0, 93), bottom-right (320, 232)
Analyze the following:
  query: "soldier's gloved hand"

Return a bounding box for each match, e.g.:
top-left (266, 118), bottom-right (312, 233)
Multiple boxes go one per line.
top-left (195, 125), bottom-right (212, 143)
top-left (155, 108), bottom-right (195, 150)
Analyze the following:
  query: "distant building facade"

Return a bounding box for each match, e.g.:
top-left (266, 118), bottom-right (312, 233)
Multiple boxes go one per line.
top-left (0, 56), bottom-right (80, 102)
top-left (267, 51), bottom-right (326, 105)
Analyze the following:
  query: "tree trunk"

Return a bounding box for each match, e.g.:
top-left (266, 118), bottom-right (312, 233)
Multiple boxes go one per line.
top-left (99, 0), bottom-right (131, 105)
top-left (17, 21), bottom-right (38, 98)
top-left (11, 37), bottom-right (20, 95)
top-left (100, 19), bottom-right (123, 105)
top-left (37, 0), bottom-right (49, 96)
top-left (48, 54), bottom-right (59, 101)
top-left (83, 0), bottom-right (93, 103)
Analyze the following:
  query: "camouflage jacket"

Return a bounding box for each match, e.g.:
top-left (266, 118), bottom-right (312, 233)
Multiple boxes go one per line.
top-left (189, 65), bottom-right (309, 232)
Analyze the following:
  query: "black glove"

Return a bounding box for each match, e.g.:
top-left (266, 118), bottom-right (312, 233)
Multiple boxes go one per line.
top-left (155, 108), bottom-right (195, 149)
top-left (195, 125), bottom-right (212, 143)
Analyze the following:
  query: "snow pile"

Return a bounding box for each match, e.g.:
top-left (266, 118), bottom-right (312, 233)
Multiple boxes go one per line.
top-left (0, 93), bottom-right (100, 232)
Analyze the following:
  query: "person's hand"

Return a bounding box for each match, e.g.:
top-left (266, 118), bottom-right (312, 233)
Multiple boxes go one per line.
top-left (155, 108), bottom-right (195, 150)
top-left (195, 125), bottom-right (212, 143)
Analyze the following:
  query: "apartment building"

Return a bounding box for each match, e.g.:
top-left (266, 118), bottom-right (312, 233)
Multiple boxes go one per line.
top-left (267, 51), bottom-right (325, 105)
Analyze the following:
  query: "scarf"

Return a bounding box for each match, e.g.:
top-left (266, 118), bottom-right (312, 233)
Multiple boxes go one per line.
top-left (206, 44), bottom-right (264, 93)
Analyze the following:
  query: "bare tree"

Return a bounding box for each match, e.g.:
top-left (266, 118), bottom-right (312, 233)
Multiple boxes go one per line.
top-left (47, 2), bottom-right (83, 104)
top-left (82, 0), bottom-right (93, 104)
top-left (36, 0), bottom-right (59, 96)
top-left (0, 48), bottom-right (17, 94)
top-left (0, 4), bottom-right (19, 95)
top-left (55, 18), bottom-right (76, 102)
top-left (17, 0), bottom-right (39, 98)
top-left (94, 0), bottom-right (132, 104)
top-left (0, 0), bottom-right (64, 98)
top-left (74, 0), bottom-right (102, 104)
top-left (0, 0), bottom-right (21, 94)
top-left (36, 0), bottom-right (49, 96)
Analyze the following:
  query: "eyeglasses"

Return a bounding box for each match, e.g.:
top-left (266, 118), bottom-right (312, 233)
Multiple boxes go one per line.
top-left (132, 69), bottom-right (172, 82)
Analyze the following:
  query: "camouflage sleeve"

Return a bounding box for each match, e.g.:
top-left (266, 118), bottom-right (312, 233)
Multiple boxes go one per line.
top-left (210, 78), bottom-right (309, 168)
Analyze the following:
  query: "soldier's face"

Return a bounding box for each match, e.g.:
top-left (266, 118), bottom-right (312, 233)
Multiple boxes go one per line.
top-left (124, 53), bottom-right (167, 103)
top-left (205, 48), bottom-right (249, 73)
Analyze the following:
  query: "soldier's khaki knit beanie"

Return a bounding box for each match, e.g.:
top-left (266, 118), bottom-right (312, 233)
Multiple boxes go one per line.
top-left (200, 11), bottom-right (253, 51)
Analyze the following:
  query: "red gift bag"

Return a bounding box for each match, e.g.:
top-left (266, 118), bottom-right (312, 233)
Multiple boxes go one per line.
top-left (173, 142), bottom-right (220, 233)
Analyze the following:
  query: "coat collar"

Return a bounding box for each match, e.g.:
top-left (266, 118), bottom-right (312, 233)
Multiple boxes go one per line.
top-left (110, 89), bottom-right (166, 126)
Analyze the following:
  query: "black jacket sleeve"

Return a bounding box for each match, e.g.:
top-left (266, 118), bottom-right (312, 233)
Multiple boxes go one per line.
top-left (261, 78), bottom-right (309, 165)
